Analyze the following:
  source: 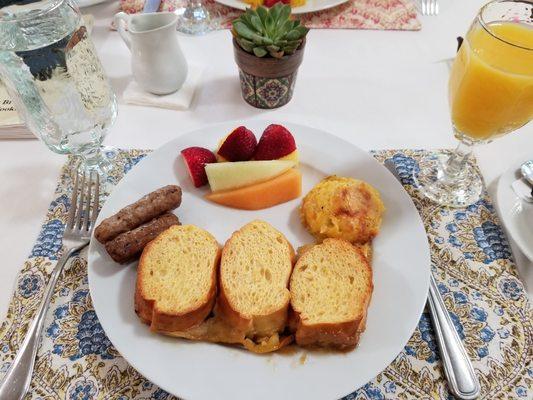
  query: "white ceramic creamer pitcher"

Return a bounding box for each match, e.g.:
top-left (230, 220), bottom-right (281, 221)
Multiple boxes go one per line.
top-left (114, 12), bottom-right (188, 95)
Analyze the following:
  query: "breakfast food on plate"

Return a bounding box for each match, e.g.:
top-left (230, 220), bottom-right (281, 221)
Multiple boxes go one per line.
top-left (99, 122), bottom-right (385, 355)
top-left (216, 126), bottom-right (257, 162)
top-left (218, 220), bottom-right (294, 340)
top-left (133, 220), bottom-right (295, 353)
top-left (181, 124), bottom-right (301, 210)
top-left (95, 185), bottom-right (182, 264)
top-left (254, 124), bottom-right (298, 163)
top-left (135, 225), bottom-right (220, 332)
top-left (205, 168), bottom-right (302, 210)
top-left (205, 159), bottom-right (296, 192)
top-left (289, 238), bottom-right (373, 349)
top-left (132, 213), bottom-right (378, 353)
top-left (104, 213), bottom-right (180, 264)
top-left (300, 176), bottom-right (385, 244)
top-left (95, 185), bottom-right (182, 243)
top-left (181, 147), bottom-right (217, 187)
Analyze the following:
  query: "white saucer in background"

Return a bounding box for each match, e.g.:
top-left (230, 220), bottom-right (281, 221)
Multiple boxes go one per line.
top-left (496, 157), bottom-right (533, 262)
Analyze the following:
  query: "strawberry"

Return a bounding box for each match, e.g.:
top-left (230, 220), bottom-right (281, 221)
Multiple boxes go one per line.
top-left (253, 124), bottom-right (297, 161)
top-left (217, 126), bottom-right (257, 162)
top-left (181, 147), bottom-right (217, 187)
top-left (264, 0), bottom-right (287, 7)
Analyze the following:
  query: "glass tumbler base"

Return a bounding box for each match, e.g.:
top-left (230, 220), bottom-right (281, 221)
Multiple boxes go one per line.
top-left (177, 6), bottom-right (212, 35)
top-left (414, 152), bottom-right (483, 208)
top-left (79, 149), bottom-right (113, 177)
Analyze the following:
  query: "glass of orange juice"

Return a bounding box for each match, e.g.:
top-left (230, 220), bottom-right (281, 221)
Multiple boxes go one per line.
top-left (415, 0), bottom-right (533, 207)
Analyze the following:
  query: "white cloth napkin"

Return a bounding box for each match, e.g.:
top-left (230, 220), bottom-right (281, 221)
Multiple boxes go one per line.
top-left (123, 65), bottom-right (203, 111)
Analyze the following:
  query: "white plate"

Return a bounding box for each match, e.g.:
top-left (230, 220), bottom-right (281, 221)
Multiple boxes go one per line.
top-left (496, 158), bottom-right (533, 262)
top-left (88, 121), bottom-right (430, 400)
top-left (214, 0), bottom-right (350, 14)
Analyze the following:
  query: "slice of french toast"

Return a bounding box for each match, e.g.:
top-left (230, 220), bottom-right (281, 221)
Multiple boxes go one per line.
top-left (289, 238), bottom-right (373, 349)
top-left (218, 220), bottom-right (295, 341)
top-left (135, 225), bottom-right (220, 333)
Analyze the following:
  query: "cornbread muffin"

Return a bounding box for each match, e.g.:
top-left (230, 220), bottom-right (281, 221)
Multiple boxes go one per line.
top-left (300, 176), bottom-right (385, 244)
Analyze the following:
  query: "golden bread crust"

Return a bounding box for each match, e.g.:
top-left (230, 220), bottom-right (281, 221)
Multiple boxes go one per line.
top-left (289, 238), bottom-right (373, 349)
top-left (134, 226), bottom-right (221, 332)
top-left (218, 220), bottom-right (295, 339)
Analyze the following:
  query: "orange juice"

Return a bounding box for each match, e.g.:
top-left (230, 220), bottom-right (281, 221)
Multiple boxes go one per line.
top-left (449, 22), bottom-right (533, 140)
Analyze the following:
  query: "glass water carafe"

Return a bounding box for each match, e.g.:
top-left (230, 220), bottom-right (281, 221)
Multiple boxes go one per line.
top-left (0, 0), bottom-right (117, 174)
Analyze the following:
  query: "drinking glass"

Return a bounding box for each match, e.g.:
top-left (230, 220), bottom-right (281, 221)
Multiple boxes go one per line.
top-left (0, 0), bottom-right (117, 175)
top-left (176, 0), bottom-right (212, 35)
top-left (415, 0), bottom-right (533, 207)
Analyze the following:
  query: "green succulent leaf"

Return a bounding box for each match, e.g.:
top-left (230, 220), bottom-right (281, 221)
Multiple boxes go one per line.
top-left (278, 4), bottom-right (291, 23)
top-left (285, 29), bottom-right (302, 41)
top-left (233, 21), bottom-right (255, 40)
top-left (250, 15), bottom-right (264, 34)
top-left (261, 36), bottom-right (274, 46)
top-left (265, 14), bottom-right (275, 36)
top-left (266, 44), bottom-right (280, 52)
top-left (237, 38), bottom-right (255, 52)
top-left (256, 6), bottom-right (268, 22)
top-left (270, 3), bottom-right (282, 21)
top-left (295, 25), bottom-right (309, 36)
top-left (240, 12), bottom-right (253, 26)
top-left (253, 47), bottom-right (268, 57)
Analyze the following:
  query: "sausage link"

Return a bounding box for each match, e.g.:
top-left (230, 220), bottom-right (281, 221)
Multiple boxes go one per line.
top-left (95, 185), bottom-right (182, 243)
top-left (104, 213), bottom-right (180, 264)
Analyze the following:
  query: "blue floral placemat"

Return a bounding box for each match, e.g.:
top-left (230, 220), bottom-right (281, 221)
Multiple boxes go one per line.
top-left (0, 149), bottom-right (531, 399)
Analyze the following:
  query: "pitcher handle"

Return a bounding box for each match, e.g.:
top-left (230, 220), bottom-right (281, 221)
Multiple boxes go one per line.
top-left (114, 12), bottom-right (132, 50)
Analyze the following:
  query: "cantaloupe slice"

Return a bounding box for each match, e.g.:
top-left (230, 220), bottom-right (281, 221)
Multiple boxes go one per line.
top-left (205, 169), bottom-right (302, 210)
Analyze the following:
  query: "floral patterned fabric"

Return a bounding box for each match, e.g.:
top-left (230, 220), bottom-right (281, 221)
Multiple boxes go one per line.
top-left (0, 149), bottom-right (531, 399)
top-left (119, 0), bottom-right (421, 30)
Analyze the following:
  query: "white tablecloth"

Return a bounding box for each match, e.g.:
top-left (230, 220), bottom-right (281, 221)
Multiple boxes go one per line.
top-left (0, 0), bottom-right (531, 320)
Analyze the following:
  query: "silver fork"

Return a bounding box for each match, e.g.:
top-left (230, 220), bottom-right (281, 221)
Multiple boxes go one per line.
top-left (0, 170), bottom-right (100, 400)
top-left (420, 0), bottom-right (439, 16)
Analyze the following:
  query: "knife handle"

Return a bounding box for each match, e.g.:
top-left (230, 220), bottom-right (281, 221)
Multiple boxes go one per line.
top-left (428, 274), bottom-right (480, 400)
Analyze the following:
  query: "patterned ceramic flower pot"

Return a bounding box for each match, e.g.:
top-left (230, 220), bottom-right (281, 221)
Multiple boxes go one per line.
top-left (233, 38), bottom-right (305, 109)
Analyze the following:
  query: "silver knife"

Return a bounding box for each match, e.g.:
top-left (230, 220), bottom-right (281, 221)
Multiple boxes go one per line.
top-left (384, 158), bottom-right (481, 400)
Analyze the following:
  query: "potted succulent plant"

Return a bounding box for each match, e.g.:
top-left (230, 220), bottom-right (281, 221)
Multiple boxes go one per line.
top-left (232, 4), bottom-right (309, 109)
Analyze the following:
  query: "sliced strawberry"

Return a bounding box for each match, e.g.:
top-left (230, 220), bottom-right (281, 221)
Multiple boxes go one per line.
top-left (217, 126), bottom-right (257, 162)
top-left (253, 124), bottom-right (297, 161)
top-left (181, 147), bottom-right (217, 187)
top-left (264, 0), bottom-right (283, 6)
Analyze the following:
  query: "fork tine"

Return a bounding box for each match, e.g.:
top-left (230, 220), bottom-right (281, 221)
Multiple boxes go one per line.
top-left (435, 0), bottom-right (439, 15)
top-left (90, 173), bottom-right (100, 232)
top-left (75, 171), bottom-right (86, 230)
top-left (422, 0), bottom-right (427, 15)
top-left (83, 171), bottom-right (93, 232)
top-left (67, 172), bottom-right (80, 230)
